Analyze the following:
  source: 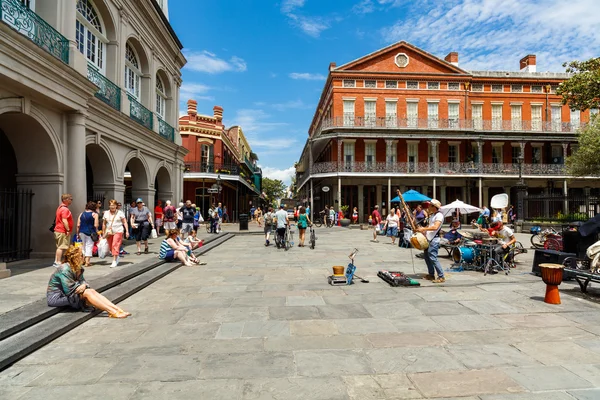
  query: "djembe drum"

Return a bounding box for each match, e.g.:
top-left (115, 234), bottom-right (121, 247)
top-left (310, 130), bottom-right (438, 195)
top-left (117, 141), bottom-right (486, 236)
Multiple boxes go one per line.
top-left (539, 263), bottom-right (564, 304)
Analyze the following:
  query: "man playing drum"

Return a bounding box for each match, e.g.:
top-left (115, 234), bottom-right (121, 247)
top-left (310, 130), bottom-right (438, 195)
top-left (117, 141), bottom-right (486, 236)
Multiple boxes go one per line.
top-left (479, 220), bottom-right (517, 267)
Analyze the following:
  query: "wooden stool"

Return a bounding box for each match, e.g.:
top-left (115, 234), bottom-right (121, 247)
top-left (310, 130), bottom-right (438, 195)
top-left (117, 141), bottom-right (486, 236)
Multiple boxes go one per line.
top-left (539, 263), bottom-right (564, 304)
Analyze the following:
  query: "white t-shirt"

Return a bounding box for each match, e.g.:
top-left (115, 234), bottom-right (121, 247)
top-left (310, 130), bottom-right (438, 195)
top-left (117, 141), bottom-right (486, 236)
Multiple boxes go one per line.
top-left (275, 209), bottom-right (288, 229)
top-left (103, 210), bottom-right (126, 233)
top-left (426, 212), bottom-right (444, 241)
top-left (495, 225), bottom-right (514, 245)
top-left (386, 214), bottom-right (399, 228)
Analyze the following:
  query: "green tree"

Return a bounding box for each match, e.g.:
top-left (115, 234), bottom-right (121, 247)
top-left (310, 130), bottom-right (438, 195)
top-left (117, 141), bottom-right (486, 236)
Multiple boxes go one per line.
top-left (556, 57), bottom-right (600, 111)
top-left (262, 177), bottom-right (286, 204)
top-left (566, 116), bottom-right (600, 176)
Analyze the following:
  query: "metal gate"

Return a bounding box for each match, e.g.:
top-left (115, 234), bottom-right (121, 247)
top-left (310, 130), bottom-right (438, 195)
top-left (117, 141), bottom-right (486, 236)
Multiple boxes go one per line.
top-left (0, 189), bottom-right (34, 262)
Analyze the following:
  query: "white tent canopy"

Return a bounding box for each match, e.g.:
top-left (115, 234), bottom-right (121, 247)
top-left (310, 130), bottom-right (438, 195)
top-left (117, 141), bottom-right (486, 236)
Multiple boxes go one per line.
top-left (439, 200), bottom-right (482, 218)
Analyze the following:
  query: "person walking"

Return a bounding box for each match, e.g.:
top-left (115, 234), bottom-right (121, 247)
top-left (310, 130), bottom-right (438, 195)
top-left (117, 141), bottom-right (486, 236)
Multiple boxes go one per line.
top-left (222, 205), bottom-right (229, 223)
top-left (263, 207), bottom-right (275, 246)
top-left (162, 200), bottom-right (177, 236)
top-left (102, 199), bottom-right (129, 268)
top-left (383, 208), bottom-right (399, 245)
top-left (208, 204), bottom-right (215, 234)
top-left (297, 206), bottom-right (311, 247)
top-left (53, 194), bottom-right (74, 267)
top-left (154, 200), bottom-right (164, 236)
top-left (176, 202), bottom-right (184, 229)
top-left (417, 199), bottom-right (445, 283)
top-left (130, 198), bottom-right (153, 255)
top-left (179, 200), bottom-right (196, 239)
top-left (371, 205), bottom-right (382, 242)
top-left (352, 207), bottom-right (359, 224)
top-left (256, 206), bottom-right (263, 227)
top-left (293, 207), bottom-right (299, 223)
top-left (275, 205), bottom-right (288, 248)
top-left (76, 201), bottom-right (98, 268)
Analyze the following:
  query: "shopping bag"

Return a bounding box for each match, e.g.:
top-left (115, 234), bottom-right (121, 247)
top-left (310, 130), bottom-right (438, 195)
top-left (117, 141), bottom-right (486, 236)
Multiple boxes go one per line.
top-left (150, 228), bottom-right (158, 239)
top-left (98, 238), bottom-right (109, 259)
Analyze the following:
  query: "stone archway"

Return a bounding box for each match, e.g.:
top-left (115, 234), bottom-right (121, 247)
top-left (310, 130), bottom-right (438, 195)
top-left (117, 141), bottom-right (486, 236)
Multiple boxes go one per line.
top-left (154, 165), bottom-right (173, 205)
top-left (125, 156), bottom-right (152, 208)
top-left (86, 142), bottom-right (118, 207)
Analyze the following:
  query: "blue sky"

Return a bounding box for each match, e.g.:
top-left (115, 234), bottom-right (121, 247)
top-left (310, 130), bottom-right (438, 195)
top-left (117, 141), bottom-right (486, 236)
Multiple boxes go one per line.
top-left (169, 0), bottom-right (599, 185)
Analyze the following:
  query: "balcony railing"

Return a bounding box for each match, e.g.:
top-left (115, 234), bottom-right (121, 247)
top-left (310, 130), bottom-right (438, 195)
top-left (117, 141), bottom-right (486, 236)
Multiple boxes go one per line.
top-left (320, 116), bottom-right (586, 134)
top-left (311, 161), bottom-right (568, 176)
top-left (1, 0), bottom-right (69, 64)
top-left (184, 161), bottom-right (240, 175)
top-left (128, 95), bottom-right (153, 131)
top-left (87, 65), bottom-right (121, 111)
top-left (158, 117), bottom-right (174, 142)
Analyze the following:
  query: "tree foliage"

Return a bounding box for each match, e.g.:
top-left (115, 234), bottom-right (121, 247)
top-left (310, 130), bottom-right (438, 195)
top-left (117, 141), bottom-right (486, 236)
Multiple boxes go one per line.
top-left (566, 115), bottom-right (600, 176)
top-left (556, 57), bottom-right (600, 111)
top-left (261, 177), bottom-right (287, 203)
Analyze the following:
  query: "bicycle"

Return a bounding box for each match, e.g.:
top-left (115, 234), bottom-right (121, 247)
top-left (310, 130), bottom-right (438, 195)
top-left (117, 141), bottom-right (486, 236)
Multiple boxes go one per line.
top-left (309, 225), bottom-right (316, 249)
top-left (284, 224), bottom-right (294, 251)
top-left (530, 227), bottom-right (561, 249)
top-left (314, 211), bottom-right (326, 228)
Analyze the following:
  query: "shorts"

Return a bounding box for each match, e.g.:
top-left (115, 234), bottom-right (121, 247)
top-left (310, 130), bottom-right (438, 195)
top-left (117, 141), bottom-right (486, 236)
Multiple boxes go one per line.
top-left (162, 249), bottom-right (175, 261)
top-left (264, 225), bottom-right (273, 234)
top-left (155, 218), bottom-right (163, 227)
top-left (54, 232), bottom-right (70, 250)
top-left (134, 221), bottom-right (150, 241)
top-left (163, 221), bottom-right (176, 230)
top-left (387, 227), bottom-right (398, 237)
top-left (181, 222), bottom-right (194, 234)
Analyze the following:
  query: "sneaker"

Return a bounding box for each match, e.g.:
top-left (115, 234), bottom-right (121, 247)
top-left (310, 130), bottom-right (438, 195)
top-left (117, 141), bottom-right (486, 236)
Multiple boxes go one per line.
top-left (423, 274), bottom-right (435, 280)
top-left (110, 261), bottom-right (117, 268)
top-left (432, 277), bottom-right (446, 283)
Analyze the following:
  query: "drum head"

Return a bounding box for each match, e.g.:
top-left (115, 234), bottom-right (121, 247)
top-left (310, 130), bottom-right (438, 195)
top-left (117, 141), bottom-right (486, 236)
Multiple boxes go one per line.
top-left (452, 247), bottom-right (462, 263)
top-left (461, 231), bottom-right (474, 239)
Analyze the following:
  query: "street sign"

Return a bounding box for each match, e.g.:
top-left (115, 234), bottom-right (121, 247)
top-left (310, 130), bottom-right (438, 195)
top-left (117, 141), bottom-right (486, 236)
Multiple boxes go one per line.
top-left (322, 186), bottom-right (330, 192)
top-left (207, 188), bottom-right (219, 193)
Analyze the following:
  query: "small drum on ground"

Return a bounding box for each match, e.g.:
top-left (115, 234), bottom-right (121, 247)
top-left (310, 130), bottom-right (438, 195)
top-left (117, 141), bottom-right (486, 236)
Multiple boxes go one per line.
top-left (452, 246), bottom-right (476, 264)
top-left (539, 263), bottom-right (564, 304)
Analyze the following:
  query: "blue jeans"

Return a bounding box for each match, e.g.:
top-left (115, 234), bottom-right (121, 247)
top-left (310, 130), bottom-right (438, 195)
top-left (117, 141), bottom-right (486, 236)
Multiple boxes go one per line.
top-left (424, 237), bottom-right (444, 278)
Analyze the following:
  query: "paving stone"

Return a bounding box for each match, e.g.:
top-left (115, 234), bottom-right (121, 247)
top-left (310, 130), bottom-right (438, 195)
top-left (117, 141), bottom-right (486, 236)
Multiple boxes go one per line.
top-left (503, 365), bottom-right (594, 391)
top-left (0, 386), bottom-right (31, 400)
top-left (431, 314), bottom-right (510, 331)
top-left (286, 295), bottom-right (326, 306)
top-left (335, 318), bottom-right (398, 334)
top-left (389, 315), bottom-right (443, 332)
top-left (563, 364), bottom-right (600, 386)
top-left (409, 368), bottom-right (525, 398)
top-left (22, 383), bottom-right (139, 400)
top-left (216, 322), bottom-right (245, 339)
top-left (362, 301), bottom-right (424, 319)
top-left (100, 355), bottom-right (201, 382)
top-left (177, 308), bottom-right (219, 324)
top-left (458, 299), bottom-right (530, 314)
top-left (231, 297), bottom-right (287, 307)
top-left (182, 338), bottom-right (264, 354)
top-left (513, 341), bottom-right (600, 365)
top-left (343, 374), bottom-right (422, 399)
top-left (242, 321), bottom-right (290, 338)
top-left (136, 323), bottom-right (221, 343)
top-left (242, 377), bottom-right (349, 400)
top-left (366, 332), bottom-right (448, 348)
top-left (213, 307), bottom-right (269, 322)
top-left (264, 335), bottom-right (371, 352)
top-left (268, 306), bottom-right (322, 320)
top-left (494, 313), bottom-right (577, 328)
top-left (479, 393), bottom-right (575, 400)
top-left (411, 300), bottom-right (478, 316)
top-left (295, 349), bottom-right (373, 377)
top-left (130, 380), bottom-right (242, 400)
top-left (366, 347), bottom-right (465, 374)
top-left (317, 304), bottom-right (373, 319)
top-left (567, 388), bottom-right (600, 400)
top-left (27, 358), bottom-right (119, 386)
top-left (200, 352), bottom-right (294, 379)
top-left (439, 326), bottom-right (597, 345)
top-left (446, 344), bottom-right (542, 368)
top-left (291, 320), bottom-right (338, 336)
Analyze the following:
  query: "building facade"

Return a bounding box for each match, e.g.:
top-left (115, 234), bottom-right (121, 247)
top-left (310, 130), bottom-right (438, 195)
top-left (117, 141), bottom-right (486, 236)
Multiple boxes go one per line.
top-left (179, 100), bottom-right (262, 221)
top-left (296, 41), bottom-right (599, 222)
top-left (0, 0), bottom-right (186, 260)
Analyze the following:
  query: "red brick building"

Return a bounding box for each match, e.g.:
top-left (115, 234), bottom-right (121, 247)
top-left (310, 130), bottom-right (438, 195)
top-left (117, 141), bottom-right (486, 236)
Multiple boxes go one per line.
top-left (179, 100), bottom-right (262, 221)
top-left (296, 41), bottom-right (599, 222)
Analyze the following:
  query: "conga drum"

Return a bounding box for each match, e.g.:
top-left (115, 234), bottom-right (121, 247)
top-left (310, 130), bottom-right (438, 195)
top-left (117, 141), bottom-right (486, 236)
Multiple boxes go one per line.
top-left (539, 263), bottom-right (564, 304)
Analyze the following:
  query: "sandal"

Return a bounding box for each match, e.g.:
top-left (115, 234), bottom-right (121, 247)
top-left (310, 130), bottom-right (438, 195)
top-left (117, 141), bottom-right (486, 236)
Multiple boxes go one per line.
top-left (136, 252), bottom-right (141, 256)
top-left (144, 247), bottom-right (149, 254)
top-left (108, 311), bottom-right (129, 319)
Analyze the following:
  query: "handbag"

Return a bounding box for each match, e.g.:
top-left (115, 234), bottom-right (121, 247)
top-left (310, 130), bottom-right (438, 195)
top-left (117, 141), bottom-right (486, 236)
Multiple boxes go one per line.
top-left (90, 231), bottom-right (99, 242)
top-left (105, 211), bottom-right (118, 236)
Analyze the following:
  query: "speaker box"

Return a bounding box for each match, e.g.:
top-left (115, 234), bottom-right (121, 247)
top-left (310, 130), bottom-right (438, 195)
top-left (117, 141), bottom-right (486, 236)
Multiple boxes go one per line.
top-left (532, 249), bottom-right (576, 277)
top-left (562, 229), bottom-right (597, 259)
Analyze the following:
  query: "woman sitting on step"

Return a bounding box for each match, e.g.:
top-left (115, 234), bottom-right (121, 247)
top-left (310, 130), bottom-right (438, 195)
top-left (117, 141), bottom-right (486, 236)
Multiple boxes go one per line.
top-left (159, 229), bottom-right (197, 266)
top-left (46, 246), bottom-right (131, 318)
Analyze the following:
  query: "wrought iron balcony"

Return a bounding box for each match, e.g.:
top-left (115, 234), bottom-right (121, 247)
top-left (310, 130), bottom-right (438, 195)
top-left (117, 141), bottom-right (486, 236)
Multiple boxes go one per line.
top-left (87, 65), bottom-right (121, 111)
top-left (310, 161), bottom-right (568, 176)
top-left (1, 0), bottom-right (69, 64)
top-left (128, 95), bottom-right (153, 131)
top-left (184, 161), bottom-right (240, 175)
top-left (319, 116), bottom-right (585, 134)
top-left (158, 117), bottom-right (174, 142)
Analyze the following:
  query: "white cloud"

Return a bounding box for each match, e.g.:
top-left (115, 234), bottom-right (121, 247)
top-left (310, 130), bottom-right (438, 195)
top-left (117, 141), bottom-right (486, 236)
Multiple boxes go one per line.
top-left (286, 14), bottom-right (329, 38)
top-left (353, 0), bottom-right (403, 14)
top-left (260, 166), bottom-right (296, 185)
top-left (289, 72), bottom-right (326, 80)
top-left (184, 51), bottom-right (247, 74)
top-left (271, 99), bottom-right (312, 111)
top-left (281, 0), bottom-right (305, 13)
top-left (380, 0), bottom-right (599, 72)
top-left (179, 82), bottom-right (214, 102)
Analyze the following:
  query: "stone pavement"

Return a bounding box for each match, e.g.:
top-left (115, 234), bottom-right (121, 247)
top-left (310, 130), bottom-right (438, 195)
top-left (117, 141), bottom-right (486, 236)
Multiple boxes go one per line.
top-left (1, 227), bottom-right (600, 399)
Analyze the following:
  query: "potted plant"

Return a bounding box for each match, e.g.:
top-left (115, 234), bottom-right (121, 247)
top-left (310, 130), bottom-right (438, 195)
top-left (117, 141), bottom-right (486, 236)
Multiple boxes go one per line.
top-left (339, 205), bottom-right (351, 227)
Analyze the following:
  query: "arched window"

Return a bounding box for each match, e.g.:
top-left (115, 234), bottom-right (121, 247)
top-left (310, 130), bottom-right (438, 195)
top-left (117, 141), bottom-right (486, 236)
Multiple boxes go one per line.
top-left (156, 75), bottom-right (167, 118)
top-left (75, 0), bottom-right (106, 71)
top-left (125, 43), bottom-right (141, 99)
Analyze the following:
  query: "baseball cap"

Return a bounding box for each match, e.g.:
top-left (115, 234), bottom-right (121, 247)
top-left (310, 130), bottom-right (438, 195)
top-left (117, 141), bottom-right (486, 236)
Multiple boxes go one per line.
top-left (429, 199), bottom-right (441, 209)
top-left (136, 198), bottom-right (143, 203)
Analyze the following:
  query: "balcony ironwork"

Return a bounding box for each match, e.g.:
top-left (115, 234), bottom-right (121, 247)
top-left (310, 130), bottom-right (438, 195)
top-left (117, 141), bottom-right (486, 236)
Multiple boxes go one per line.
top-left (1, 0), bottom-right (69, 64)
top-left (87, 65), bottom-right (121, 111)
top-left (184, 161), bottom-right (240, 175)
top-left (318, 116), bottom-right (587, 134)
top-left (310, 161), bottom-right (568, 176)
top-left (158, 117), bottom-right (174, 142)
top-left (128, 95), bottom-right (153, 131)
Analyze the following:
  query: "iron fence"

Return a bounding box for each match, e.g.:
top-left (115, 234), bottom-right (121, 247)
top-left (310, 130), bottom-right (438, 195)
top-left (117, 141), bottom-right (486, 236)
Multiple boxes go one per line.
top-left (523, 193), bottom-right (600, 222)
top-left (0, 189), bottom-right (33, 262)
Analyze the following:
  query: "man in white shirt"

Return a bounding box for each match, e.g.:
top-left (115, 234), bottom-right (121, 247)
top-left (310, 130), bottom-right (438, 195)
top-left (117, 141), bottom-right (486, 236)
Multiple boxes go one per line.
top-left (417, 199), bottom-right (445, 283)
top-left (487, 220), bottom-right (517, 267)
top-left (275, 205), bottom-right (289, 249)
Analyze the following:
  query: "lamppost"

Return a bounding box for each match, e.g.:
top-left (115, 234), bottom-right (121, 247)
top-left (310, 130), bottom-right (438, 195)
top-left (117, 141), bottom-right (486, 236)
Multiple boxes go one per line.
top-left (216, 173), bottom-right (222, 207)
top-left (516, 154), bottom-right (527, 232)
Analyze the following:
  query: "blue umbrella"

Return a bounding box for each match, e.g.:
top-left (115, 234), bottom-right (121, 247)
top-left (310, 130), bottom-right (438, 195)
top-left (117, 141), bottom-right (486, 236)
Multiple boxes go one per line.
top-left (390, 189), bottom-right (431, 203)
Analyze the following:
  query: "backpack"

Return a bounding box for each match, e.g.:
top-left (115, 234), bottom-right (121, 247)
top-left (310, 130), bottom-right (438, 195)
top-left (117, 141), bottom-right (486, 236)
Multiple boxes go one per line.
top-left (164, 206), bottom-right (174, 220)
top-left (265, 212), bottom-right (273, 226)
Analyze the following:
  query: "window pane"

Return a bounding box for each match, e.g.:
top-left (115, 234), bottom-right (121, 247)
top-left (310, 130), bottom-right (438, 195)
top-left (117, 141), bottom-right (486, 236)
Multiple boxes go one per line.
top-left (343, 80), bottom-right (355, 88)
top-left (448, 82), bottom-right (460, 90)
top-left (364, 80), bottom-right (376, 88)
top-left (406, 81), bottom-right (418, 90)
top-left (385, 80), bottom-right (397, 88)
top-left (427, 82), bottom-right (439, 90)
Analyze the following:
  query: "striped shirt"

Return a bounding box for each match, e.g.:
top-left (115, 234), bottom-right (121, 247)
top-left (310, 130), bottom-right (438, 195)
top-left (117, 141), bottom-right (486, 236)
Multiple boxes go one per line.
top-left (159, 239), bottom-right (172, 259)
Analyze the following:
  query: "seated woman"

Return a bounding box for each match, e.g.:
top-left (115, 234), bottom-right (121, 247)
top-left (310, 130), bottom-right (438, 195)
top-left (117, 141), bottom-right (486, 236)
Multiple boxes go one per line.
top-left (47, 246), bottom-right (130, 318)
top-left (159, 229), bottom-right (197, 266)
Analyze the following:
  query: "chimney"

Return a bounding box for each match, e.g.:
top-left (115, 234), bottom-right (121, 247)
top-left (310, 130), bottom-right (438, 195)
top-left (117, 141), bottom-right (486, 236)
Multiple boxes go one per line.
top-left (445, 52), bottom-right (459, 66)
top-left (187, 99), bottom-right (197, 117)
top-left (520, 54), bottom-right (536, 72)
top-left (213, 105), bottom-right (223, 122)
top-left (329, 62), bottom-right (336, 71)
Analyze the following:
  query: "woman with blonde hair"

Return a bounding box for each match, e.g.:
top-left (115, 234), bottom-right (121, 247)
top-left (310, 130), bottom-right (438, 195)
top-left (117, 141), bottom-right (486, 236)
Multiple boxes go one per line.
top-left (102, 199), bottom-right (129, 268)
top-left (47, 246), bottom-right (130, 318)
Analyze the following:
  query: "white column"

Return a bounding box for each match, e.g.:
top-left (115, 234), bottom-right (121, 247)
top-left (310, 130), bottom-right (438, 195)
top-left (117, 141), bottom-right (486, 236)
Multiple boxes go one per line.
top-left (387, 178), bottom-right (391, 212)
top-left (337, 177), bottom-right (342, 211)
top-left (67, 112), bottom-right (87, 210)
top-left (563, 180), bottom-right (568, 215)
top-left (432, 177), bottom-right (437, 199)
top-left (478, 178), bottom-right (483, 207)
top-left (357, 184), bottom-right (364, 223)
top-left (310, 179), bottom-right (314, 221)
top-left (440, 185), bottom-right (447, 205)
